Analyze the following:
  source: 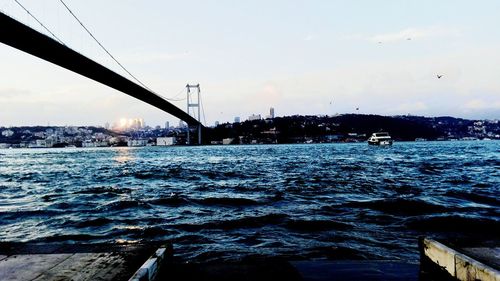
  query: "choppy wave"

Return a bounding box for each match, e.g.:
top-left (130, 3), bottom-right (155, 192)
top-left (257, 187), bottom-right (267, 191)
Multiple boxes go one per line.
top-left (0, 141), bottom-right (499, 262)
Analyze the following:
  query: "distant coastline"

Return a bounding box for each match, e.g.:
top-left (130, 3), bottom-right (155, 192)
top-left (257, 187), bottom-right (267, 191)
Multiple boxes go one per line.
top-left (1, 114), bottom-right (498, 148)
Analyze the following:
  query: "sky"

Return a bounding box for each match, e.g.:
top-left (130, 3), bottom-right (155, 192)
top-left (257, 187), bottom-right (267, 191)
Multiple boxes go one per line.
top-left (1, 0), bottom-right (499, 127)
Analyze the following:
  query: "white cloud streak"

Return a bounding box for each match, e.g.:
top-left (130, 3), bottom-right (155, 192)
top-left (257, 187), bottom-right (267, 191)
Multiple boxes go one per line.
top-left (369, 26), bottom-right (461, 43)
top-left (462, 99), bottom-right (500, 110)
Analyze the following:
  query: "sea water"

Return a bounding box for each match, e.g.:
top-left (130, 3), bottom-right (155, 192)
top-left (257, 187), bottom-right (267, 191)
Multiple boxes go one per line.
top-left (0, 141), bottom-right (498, 262)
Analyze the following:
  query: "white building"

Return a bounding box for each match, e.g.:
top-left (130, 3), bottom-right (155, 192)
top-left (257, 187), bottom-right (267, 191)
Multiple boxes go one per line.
top-left (265, 107), bottom-right (275, 119)
top-left (82, 140), bottom-right (96, 148)
top-left (95, 141), bottom-right (109, 147)
top-left (1, 129), bottom-right (14, 137)
top-left (157, 137), bottom-right (176, 146)
top-left (127, 139), bottom-right (148, 147)
top-left (248, 114), bottom-right (261, 121)
top-left (28, 139), bottom-right (47, 148)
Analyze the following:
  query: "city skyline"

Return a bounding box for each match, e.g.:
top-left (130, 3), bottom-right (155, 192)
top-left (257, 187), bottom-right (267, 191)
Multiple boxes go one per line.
top-left (1, 1), bottom-right (500, 127)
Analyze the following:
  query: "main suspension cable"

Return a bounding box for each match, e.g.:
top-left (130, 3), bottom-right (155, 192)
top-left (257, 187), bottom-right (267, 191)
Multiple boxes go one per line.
top-left (58, 0), bottom-right (153, 91)
top-left (58, 0), bottom-right (189, 102)
top-left (13, 0), bottom-right (66, 45)
top-left (199, 90), bottom-right (207, 126)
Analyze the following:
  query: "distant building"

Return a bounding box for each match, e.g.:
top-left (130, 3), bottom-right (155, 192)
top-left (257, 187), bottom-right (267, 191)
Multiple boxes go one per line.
top-left (132, 118), bottom-right (144, 129)
top-left (95, 141), bottom-right (109, 147)
top-left (234, 117), bottom-right (240, 123)
top-left (28, 139), bottom-right (47, 148)
top-left (215, 121), bottom-right (220, 127)
top-left (178, 120), bottom-right (186, 128)
top-left (165, 121), bottom-right (170, 129)
top-left (127, 139), bottom-right (148, 147)
top-left (82, 140), bottom-right (96, 148)
top-left (248, 114), bottom-right (261, 121)
top-left (1, 129), bottom-right (14, 137)
top-left (157, 137), bottom-right (176, 146)
top-left (265, 107), bottom-right (275, 119)
top-left (222, 138), bottom-right (234, 145)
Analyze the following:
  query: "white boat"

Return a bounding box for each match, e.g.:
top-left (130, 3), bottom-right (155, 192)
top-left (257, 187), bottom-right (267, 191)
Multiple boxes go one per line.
top-left (368, 132), bottom-right (393, 146)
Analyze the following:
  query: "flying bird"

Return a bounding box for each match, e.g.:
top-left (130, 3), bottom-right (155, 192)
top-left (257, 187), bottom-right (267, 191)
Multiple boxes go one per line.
top-left (437, 75), bottom-right (443, 79)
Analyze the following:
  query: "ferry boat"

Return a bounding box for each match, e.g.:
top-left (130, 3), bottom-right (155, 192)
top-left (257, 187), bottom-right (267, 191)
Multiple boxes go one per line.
top-left (368, 132), bottom-right (393, 146)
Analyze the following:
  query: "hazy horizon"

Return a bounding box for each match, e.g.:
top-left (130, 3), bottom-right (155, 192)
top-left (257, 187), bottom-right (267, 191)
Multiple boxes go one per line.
top-left (1, 1), bottom-right (499, 127)
top-left (1, 112), bottom-right (497, 129)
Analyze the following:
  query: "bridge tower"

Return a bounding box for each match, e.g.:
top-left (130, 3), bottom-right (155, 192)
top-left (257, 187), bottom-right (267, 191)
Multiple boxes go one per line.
top-left (186, 84), bottom-right (202, 145)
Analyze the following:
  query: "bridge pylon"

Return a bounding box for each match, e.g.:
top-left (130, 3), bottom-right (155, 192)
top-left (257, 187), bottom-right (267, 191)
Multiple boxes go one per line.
top-left (186, 84), bottom-right (202, 145)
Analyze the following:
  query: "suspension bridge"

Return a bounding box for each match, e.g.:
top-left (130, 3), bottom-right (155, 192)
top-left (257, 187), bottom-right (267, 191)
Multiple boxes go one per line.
top-left (0, 5), bottom-right (204, 143)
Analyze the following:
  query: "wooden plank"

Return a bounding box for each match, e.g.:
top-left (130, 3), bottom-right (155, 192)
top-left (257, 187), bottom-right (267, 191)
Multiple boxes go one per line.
top-left (81, 253), bottom-right (127, 281)
top-left (31, 253), bottom-right (119, 281)
top-left (422, 238), bottom-right (500, 281)
top-left (461, 247), bottom-right (500, 270)
top-left (0, 252), bottom-right (130, 281)
top-left (455, 252), bottom-right (499, 281)
top-left (0, 254), bottom-right (72, 281)
top-left (0, 243), bottom-right (160, 281)
top-left (422, 239), bottom-right (456, 276)
top-left (129, 247), bottom-right (169, 281)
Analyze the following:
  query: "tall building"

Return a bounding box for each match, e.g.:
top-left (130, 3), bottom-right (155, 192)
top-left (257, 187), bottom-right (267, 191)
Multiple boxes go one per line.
top-left (178, 120), bottom-right (186, 128)
top-left (214, 121), bottom-right (220, 127)
top-left (234, 117), bottom-right (240, 123)
top-left (165, 121), bottom-right (170, 129)
top-left (265, 107), bottom-right (275, 119)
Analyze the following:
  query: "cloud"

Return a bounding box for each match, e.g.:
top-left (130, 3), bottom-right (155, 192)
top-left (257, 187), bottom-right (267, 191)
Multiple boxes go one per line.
top-left (118, 51), bottom-right (191, 64)
top-left (251, 82), bottom-right (283, 107)
top-left (462, 99), bottom-right (500, 110)
top-left (0, 88), bottom-right (33, 99)
top-left (394, 101), bottom-right (429, 113)
top-left (458, 99), bottom-right (500, 119)
top-left (369, 26), bottom-right (461, 43)
top-left (303, 34), bottom-right (314, 41)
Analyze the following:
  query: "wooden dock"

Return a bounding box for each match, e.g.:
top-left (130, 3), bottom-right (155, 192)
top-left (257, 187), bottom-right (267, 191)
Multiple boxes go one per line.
top-left (0, 243), bottom-right (160, 281)
top-left (420, 238), bottom-right (500, 281)
top-left (1, 238), bottom-right (498, 281)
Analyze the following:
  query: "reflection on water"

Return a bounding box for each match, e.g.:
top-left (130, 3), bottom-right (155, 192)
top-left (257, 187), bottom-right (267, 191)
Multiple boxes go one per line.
top-left (0, 141), bottom-right (499, 262)
top-left (113, 147), bottom-right (135, 164)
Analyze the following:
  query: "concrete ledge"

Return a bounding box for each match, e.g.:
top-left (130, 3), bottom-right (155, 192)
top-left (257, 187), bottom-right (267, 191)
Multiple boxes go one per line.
top-left (129, 247), bottom-right (167, 281)
top-left (422, 238), bottom-right (500, 281)
top-left (455, 252), bottom-right (499, 281)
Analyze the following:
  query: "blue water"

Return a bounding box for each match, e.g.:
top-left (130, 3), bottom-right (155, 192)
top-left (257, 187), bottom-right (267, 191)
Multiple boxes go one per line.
top-left (0, 141), bottom-right (499, 262)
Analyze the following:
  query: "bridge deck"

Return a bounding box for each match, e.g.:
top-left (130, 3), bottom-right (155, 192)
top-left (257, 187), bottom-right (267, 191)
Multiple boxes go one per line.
top-left (0, 12), bottom-right (201, 127)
